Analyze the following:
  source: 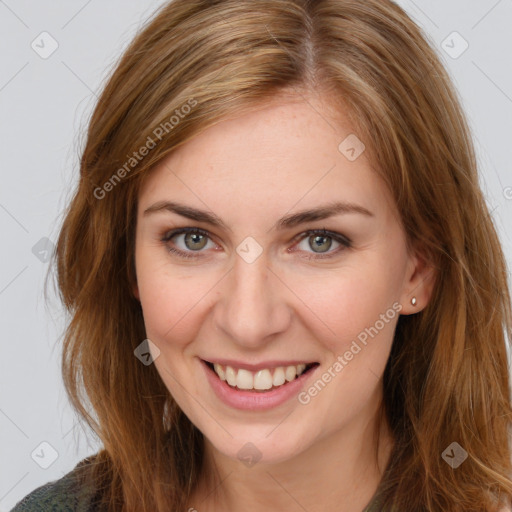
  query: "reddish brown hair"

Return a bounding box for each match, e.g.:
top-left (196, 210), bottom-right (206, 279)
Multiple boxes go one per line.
top-left (52, 0), bottom-right (512, 510)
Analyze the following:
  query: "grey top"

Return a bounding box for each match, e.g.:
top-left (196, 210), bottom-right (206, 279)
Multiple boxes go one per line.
top-left (10, 455), bottom-right (385, 511)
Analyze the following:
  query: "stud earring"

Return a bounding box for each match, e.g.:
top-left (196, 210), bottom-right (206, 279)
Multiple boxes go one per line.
top-left (411, 297), bottom-right (417, 306)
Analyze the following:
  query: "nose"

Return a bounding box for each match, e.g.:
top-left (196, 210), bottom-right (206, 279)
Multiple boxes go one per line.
top-left (213, 250), bottom-right (292, 350)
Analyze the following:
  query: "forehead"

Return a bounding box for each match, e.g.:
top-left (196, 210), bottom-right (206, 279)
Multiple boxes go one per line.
top-left (138, 95), bottom-right (395, 223)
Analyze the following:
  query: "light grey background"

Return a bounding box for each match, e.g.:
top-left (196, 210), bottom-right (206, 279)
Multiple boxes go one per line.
top-left (1, 1), bottom-right (511, 509)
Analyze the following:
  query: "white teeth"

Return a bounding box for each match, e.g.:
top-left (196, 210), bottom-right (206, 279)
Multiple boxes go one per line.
top-left (236, 369), bottom-right (253, 390)
top-left (285, 365), bottom-right (297, 382)
top-left (272, 367), bottom-right (285, 386)
top-left (213, 363), bottom-right (226, 381)
top-left (211, 362), bottom-right (312, 391)
top-left (225, 366), bottom-right (237, 387)
top-left (254, 369), bottom-right (273, 390)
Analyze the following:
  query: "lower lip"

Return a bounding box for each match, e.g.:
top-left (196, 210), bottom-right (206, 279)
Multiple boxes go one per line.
top-left (201, 360), bottom-right (319, 411)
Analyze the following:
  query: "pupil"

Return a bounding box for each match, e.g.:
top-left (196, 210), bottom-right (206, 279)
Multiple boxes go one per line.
top-left (311, 235), bottom-right (331, 253)
top-left (186, 232), bottom-right (207, 250)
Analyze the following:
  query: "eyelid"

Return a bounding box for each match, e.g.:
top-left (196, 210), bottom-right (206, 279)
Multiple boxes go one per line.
top-left (161, 226), bottom-right (211, 242)
top-left (289, 228), bottom-right (351, 247)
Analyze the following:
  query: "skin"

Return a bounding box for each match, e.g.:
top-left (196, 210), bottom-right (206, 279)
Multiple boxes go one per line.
top-left (133, 90), bottom-right (435, 512)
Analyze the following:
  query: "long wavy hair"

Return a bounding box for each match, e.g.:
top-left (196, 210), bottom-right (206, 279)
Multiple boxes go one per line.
top-left (51, 0), bottom-right (512, 510)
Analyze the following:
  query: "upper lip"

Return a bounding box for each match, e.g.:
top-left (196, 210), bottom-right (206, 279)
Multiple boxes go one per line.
top-left (202, 358), bottom-right (318, 372)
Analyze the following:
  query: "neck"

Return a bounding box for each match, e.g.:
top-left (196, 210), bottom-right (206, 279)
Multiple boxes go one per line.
top-left (189, 398), bottom-right (394, 512)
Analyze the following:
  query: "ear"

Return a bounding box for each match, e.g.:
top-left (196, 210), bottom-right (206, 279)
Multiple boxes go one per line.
top-left (399, 243), bottom-right (437, 315)
top-left (129, 252), bottom-right (140, 301)
top-left (129, 268), bottom-right (140, 300)
top-left (132, 282), bottom-right (140, 301)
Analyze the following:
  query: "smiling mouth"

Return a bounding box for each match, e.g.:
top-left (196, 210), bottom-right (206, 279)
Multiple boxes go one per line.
top-left (203, 360), bottom-right (319, 392)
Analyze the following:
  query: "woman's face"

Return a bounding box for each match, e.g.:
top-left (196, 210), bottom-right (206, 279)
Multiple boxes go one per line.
top-left (134, 92), bottom-right (428, 464)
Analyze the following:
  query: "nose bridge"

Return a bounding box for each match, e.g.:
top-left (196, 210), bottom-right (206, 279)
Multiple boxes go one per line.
top-left (215, 251), bottom-right (290, 347)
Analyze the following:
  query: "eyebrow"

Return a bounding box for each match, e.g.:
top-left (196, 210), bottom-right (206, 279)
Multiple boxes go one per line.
top-left (143, 200), bottom-right (374, 231)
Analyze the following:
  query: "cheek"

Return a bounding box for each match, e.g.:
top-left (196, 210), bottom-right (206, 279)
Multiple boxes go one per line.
top-left (292, 257), bottom-right (403, 356)
top-left (297, 267), bottom-right (400, 423)
top-left (135, 249), bottom-right (215, 347)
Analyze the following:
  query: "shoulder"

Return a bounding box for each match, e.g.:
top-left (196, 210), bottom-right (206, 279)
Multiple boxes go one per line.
top-left (10, 455), bottom-right (101, 512)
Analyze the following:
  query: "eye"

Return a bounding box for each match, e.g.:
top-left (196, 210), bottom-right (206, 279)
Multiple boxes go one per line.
top-left (161, 227), bottom-right (351, 260)
top-left (292, 228), bottom-right (351, 260)
top-left (161, 227), bottom-right (217, 259)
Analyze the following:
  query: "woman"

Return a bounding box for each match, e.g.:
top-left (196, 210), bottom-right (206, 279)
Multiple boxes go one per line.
top-left (12, 0), bottom-right (512, 510)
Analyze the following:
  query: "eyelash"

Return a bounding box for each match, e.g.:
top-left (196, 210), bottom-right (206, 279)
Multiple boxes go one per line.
top-left (160, 227), bottom-right (352, 261)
